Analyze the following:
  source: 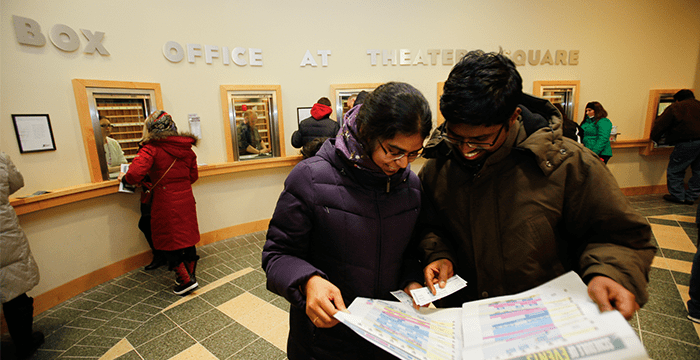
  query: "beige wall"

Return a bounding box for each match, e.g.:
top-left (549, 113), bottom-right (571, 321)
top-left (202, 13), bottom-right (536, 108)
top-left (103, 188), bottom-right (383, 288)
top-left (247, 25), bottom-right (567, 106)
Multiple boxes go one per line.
top-left (2, 0), bottom-right (700, 298)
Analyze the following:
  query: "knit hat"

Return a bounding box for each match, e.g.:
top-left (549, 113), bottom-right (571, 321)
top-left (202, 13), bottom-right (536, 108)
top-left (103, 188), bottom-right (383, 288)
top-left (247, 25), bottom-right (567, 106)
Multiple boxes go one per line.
top-left (145, 110), bottom-right (177, 134)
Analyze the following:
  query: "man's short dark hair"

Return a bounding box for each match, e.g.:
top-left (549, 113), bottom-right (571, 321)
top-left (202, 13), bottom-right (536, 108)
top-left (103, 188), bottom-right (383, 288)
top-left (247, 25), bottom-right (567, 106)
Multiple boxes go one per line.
top-left (674, 89), bottom-right (695, 102)
top-left (317, 97), bottom-right (332, 106)
top-left (440, 50), bottom-right (523, 127)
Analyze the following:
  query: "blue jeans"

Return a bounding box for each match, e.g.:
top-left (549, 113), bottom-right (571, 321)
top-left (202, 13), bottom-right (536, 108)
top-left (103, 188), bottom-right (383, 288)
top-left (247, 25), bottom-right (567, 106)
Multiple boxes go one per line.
top-left (667, 140), bottom-right (700, 202)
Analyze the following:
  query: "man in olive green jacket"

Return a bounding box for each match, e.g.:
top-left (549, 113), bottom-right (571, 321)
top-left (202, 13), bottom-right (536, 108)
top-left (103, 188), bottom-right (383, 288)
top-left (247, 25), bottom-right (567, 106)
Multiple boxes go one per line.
top-left (416, 51), bottom-right (656, 320)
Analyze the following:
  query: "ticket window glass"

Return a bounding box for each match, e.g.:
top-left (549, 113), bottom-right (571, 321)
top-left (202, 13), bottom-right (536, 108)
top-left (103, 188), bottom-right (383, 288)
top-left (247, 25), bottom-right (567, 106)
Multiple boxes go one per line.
top-left (87, 88), bottom-right (157, 180)
top-left (533, 81), bottom-right (580, 123)
top-left (330, 84), bottom-right (380, 127)
top-left (223, 87), bottom-right (282, 161)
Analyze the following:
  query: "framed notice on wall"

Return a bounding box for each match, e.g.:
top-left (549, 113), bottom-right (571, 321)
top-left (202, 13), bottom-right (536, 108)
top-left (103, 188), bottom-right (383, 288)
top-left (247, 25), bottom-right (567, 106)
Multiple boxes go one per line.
top-left (297, 107), bottom-right (312, 127)
top-left (12, 114), bottom-right (57, 153)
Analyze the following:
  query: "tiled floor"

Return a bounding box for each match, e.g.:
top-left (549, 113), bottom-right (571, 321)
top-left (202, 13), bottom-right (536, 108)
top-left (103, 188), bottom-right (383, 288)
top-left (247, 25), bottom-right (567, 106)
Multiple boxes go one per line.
top-left (1, 194), bottom-right (700, 359)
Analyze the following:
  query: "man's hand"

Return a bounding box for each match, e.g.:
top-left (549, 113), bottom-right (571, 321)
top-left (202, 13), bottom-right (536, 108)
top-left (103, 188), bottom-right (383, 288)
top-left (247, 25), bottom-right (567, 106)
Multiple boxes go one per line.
top-left (117, 171), bottom-right (126, 182)
top-left (424, 259), bottom-right (454, 295)
top-left (587, 275), bottom-right (639, 320)
top-left (305, 275), bottom-right (346, 328)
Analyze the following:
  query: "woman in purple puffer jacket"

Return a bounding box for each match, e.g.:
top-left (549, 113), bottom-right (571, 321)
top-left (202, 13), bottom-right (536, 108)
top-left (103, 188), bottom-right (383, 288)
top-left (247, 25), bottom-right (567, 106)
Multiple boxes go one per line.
top-left (262, 82), bottom-right (432, 359)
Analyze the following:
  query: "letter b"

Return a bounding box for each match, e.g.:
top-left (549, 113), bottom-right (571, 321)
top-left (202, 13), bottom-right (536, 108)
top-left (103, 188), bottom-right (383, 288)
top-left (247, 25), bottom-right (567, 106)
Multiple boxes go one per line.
top-left (13, 15), bottom-right (46, 46)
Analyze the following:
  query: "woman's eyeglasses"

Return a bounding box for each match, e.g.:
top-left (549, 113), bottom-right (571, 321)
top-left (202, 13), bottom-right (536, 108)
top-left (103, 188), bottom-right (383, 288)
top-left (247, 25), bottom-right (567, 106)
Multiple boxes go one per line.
top-left (379, 142), bottom-right (422, 161)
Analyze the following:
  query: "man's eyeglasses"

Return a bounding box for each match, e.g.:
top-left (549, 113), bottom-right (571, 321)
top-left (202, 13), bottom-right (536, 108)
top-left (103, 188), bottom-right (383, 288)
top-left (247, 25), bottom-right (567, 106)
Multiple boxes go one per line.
top-left (379, 141), bottom-right (422, 161)
top-left (438, 123), bottom-right (505, 149)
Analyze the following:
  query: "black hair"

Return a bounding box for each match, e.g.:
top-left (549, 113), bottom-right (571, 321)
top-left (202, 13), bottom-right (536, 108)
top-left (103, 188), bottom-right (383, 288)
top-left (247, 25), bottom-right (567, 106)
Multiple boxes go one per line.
top-left (317, 97), bottom-right (332, 106)
top-left (674, 89), bottom-right (695, 102)
top-left (356, 82), bottom-right (432, 149)
top-left (355, 90), bottom-right (369, 106)
top-left (440, 50), bottom-right (522, 127)
top-left (301, 137), bottom-right (328, 159)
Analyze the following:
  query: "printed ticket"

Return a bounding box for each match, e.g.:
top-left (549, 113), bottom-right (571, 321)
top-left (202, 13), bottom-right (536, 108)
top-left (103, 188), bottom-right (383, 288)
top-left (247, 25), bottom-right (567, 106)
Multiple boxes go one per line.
top-left (409, 275), bottom-right (467, 306)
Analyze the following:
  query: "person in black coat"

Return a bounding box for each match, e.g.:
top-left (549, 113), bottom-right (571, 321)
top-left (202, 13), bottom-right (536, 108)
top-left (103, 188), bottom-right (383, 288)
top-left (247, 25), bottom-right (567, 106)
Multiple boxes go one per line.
top-left (291, 97), bottom-right (339, 149)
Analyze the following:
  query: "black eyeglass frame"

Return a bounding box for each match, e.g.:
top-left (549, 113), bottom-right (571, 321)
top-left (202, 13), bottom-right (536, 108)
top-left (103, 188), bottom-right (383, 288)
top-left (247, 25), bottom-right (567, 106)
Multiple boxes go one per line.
top-left (438, 122), bottom-right (506, 149)
top-left (378, 141), bottom-right (423, 161)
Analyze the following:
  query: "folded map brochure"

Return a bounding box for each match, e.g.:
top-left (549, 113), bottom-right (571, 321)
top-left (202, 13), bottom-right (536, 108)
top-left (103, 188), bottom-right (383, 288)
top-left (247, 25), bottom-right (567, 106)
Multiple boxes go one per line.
top-left (334, 271), bottom-right (648, 360)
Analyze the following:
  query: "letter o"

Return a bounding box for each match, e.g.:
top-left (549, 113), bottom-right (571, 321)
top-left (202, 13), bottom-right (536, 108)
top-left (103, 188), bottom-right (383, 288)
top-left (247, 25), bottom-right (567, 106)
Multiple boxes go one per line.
top-left (49, 24), bottom-right (80, 52)
top-left (511, 50), bottom-right (526, 66)
top-left (163, 41), bottom-right (184, 63)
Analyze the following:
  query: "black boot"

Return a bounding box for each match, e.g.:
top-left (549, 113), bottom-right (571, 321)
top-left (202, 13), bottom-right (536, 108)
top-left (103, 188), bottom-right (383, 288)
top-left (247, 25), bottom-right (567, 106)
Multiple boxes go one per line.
top-left (2, 294), bottom-right (44, 359)
top-left (145, 252), bottom-right (166, 270)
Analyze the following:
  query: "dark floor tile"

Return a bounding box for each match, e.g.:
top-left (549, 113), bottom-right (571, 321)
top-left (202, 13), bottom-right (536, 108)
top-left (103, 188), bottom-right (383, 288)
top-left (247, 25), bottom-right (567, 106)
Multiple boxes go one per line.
top-left (64, 298), bottom-right (101, 312)
top-left (34, 316), bottom-right (68, 336)
top-left (77, 334), bottom-right (122, 348)
top-left (673, 270), bottom-right (692, 287)
top-left (82, 290), bottom-right (116, 303)
top-left (65, 316), bottom-right (107, 330)
top-left (126, 313), bottom-right (177, 348)
top-left (41, 327), bottom-right (92, 351)
top-left (181, 308), bottom-right (235, 342)
top-left (663, 248), bottom-right (696, 262)
top-left (135, 327), bottom-right (196, 360)
top-left (249, 284), bottom-right (280, 303)
top-left (97, 300), bottom-right (132, 313)
top-left (83, 308), bottom-right (119, 322)
top-left (116, 350), bottom-right (143, 360)
top-left (647, 277), bottom-right (683, 298)
top-left (113, 287), bottom-right (157, 305)
top-left (642, 331), bottom-right (700, 360)
top-left (198, 282), bottom-right (245, 307)
top-left (270, 297), bottom-right (290, 312)
top-left (649, 267), bottom-right (675, 283)
top-left (113, 277), bottom-right (142, 289)
top-left (638, 310), bottom-right (700, 345)
top-left (230, 338), bottom-right (286, 360)
top-left (60, 344), bottom-right (110, 357)
top-left (96, 283), bottom-right (130, 296)
top-left (197, 271), bottom-right (218, 284)
top-left (29, 349), bottom-right (62, 359)
top-left (129, 303), bottom-right (163, 316)
top-left (103, 317), bottom-right (142, 331)
top-left (230, 270), bottom-right (266, 291)
top-left (119, 309), bottom-right (154, 322)
top-left (648, 217), bottom-right (681, 226)
top-left (89, 325), bottom-right (132, 339)
top-left (643, 292), bottom-right (690, 320)
top-left (163, 297), bottom-right (214, 325)
top-left (200, 322), bottom-right (258, 360)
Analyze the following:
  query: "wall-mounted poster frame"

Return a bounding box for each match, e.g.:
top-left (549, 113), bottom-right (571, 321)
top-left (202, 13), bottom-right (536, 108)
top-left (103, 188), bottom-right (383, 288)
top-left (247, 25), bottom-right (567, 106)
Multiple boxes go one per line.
top-left (12, 114), bottom-right (57, 153)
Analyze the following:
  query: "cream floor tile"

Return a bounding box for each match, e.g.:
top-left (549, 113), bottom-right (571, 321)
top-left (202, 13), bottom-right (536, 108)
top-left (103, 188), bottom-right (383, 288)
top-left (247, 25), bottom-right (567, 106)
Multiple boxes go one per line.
top-left (651, 256), bottom-right (670, 270)
top-left (666, 258), bottom-right (693, 274)
top-left (650, 224), bottom-right (696, 253)
top-left (649, 214), bottom-right (697, 223)
top-left (164, 267), bottom-right (254, 311)
top-left (98, 338), bottom-right (134, 360)
top-left (170, 343), bottom-right (218, 360)
top-left (237, 302), bottom-right (288, 338)
top-left (217, 292), bottom-right (268, 322)
top-left (261, 319), bottom-right (290, 351)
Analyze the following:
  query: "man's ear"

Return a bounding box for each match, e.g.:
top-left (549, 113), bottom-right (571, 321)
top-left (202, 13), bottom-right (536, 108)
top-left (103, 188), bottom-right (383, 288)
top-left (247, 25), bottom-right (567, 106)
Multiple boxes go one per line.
top-left (509, 107), bottom-right (522, 126)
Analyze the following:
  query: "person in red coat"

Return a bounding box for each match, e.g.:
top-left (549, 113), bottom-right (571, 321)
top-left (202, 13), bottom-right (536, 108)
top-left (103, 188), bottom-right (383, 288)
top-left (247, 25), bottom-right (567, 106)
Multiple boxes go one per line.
top-left (119, 110), bottom-right (201, 295)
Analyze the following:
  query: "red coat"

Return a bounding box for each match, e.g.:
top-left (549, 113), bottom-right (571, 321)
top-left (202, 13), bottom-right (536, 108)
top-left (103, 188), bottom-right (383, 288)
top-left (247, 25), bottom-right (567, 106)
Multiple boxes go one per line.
top-left (125, 134), bottom-right (200, 251)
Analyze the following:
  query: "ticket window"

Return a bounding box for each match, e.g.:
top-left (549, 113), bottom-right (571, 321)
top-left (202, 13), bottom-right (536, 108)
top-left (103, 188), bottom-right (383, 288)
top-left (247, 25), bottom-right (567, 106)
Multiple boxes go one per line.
top-left (533, 81), bottom-right (580, 123)
top-left (73, 79), bottom-right (162, 182)
top-left (330, 84), bottom-right (380, 127)
top-left (221, 85), bottom-right (283, 162)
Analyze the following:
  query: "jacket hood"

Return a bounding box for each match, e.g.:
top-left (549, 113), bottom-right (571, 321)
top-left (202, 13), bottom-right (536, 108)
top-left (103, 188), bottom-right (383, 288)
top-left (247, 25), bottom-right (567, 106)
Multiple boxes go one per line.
top-left (424, 93), bottom-right (569, 176)
top-left (143, 132), bottom-right (198, 159)
top-left (311, 103), bottom-right (332, 120)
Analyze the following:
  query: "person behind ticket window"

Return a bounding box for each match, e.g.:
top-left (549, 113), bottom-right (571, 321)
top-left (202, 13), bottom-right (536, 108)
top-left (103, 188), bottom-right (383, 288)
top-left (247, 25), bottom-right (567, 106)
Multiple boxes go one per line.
top-left (415, 50), bottom-right (656, 320)
top-left (238, 109), bottom-right (270, 155)
top-left (262, 82), bottom-right (432, 359)
top-left (100, 116), bottom-right (127, 178)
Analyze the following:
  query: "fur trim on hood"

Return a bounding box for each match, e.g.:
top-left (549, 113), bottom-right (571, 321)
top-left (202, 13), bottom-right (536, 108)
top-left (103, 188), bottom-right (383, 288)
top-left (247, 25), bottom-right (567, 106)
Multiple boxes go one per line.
top-left (141, 131), bottom-right (199, 146)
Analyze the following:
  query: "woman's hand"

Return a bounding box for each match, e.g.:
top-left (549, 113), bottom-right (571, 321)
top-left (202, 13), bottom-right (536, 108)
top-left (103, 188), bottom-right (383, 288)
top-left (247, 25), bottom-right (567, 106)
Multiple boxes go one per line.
top-left (117, 171), bottom-right (126, 182)
top-left (404, 281), bottom-right (426, 309)
top-left (305, 275), bottom-right (347, 328)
